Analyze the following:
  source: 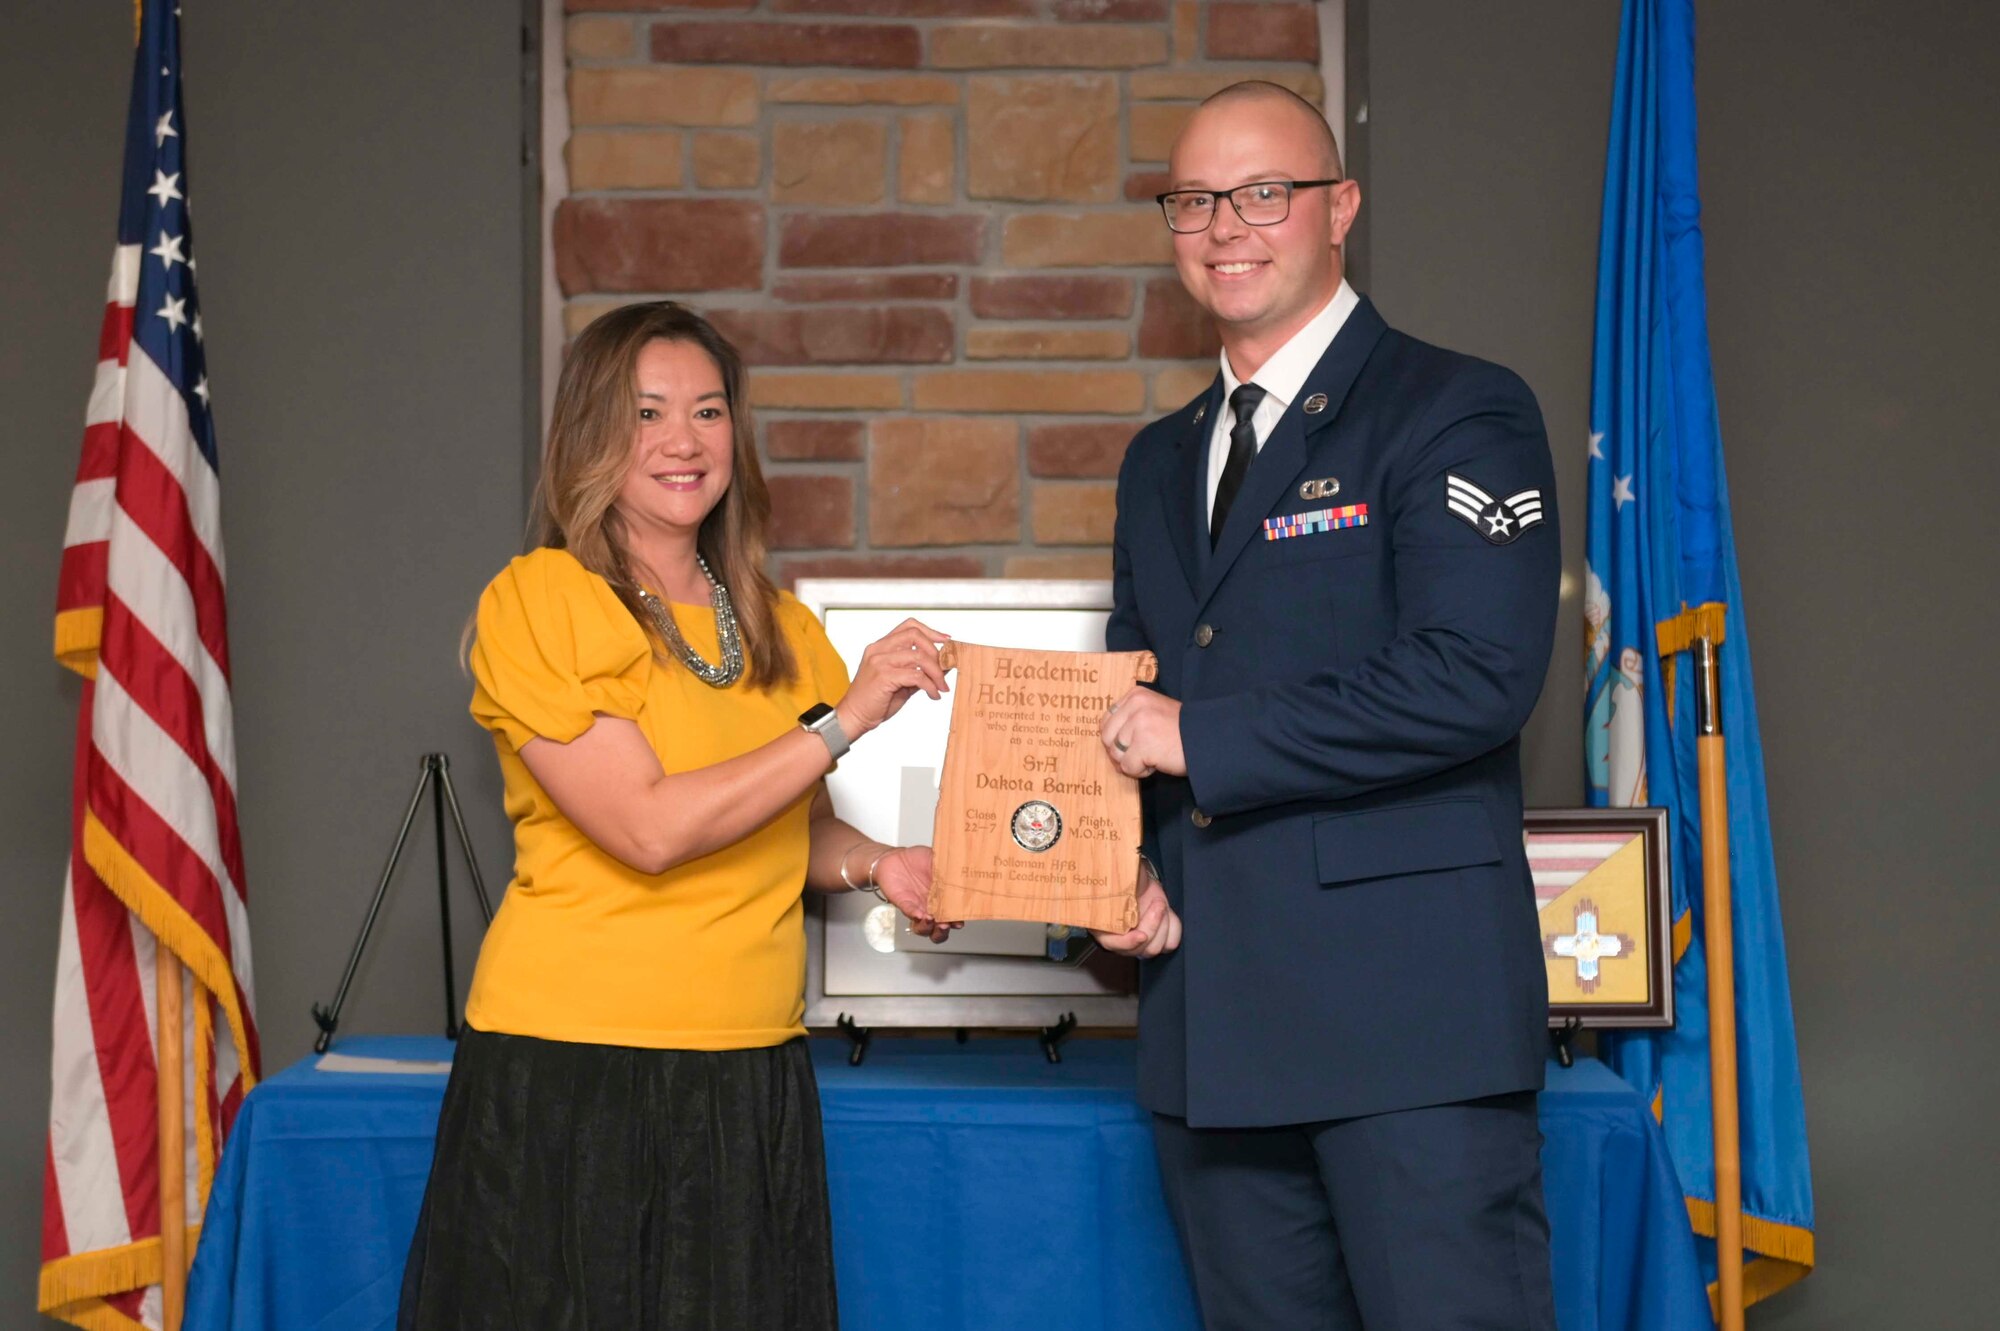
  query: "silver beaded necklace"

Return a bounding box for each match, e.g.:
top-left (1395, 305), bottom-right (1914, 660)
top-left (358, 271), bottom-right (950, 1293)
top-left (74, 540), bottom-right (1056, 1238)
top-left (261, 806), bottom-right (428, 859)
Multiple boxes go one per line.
top-left (633, 553), bottom-right (744, 688)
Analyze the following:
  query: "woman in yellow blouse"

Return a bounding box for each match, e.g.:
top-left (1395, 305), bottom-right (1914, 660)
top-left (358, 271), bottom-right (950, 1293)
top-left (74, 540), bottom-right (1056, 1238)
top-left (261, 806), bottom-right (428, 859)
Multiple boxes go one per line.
top-left (399, 301), bottom-right (951, 1330)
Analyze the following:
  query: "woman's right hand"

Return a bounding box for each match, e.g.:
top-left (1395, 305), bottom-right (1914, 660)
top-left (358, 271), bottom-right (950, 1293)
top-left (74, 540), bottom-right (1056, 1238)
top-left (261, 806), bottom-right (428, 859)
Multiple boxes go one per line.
top-left (836, 618), bottom-right (950, 739)
top-left (872, 845), bottom-right (960, 944)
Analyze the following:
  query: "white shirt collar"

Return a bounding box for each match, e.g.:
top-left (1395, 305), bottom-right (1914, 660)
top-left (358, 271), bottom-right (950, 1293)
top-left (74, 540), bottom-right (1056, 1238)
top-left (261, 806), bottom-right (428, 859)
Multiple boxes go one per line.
top-left (1217, 279), bottom-right (1360, 415)
top-left (1206, 280), bottom-right (1360, 523)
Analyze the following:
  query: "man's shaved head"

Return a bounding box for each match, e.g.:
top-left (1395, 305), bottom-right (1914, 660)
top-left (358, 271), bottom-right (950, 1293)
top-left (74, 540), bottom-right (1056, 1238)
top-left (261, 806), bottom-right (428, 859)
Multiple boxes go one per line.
top-left (1166, 78), bottom-right (1361, 376)
top-left (1198, 80), bottom-right (1343, 180)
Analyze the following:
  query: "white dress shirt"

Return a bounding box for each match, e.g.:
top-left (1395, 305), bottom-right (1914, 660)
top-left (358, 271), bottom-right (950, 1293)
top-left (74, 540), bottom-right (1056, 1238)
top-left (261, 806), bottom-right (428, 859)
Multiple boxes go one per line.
top-left (1205, 280), bottom-right (1361, 526)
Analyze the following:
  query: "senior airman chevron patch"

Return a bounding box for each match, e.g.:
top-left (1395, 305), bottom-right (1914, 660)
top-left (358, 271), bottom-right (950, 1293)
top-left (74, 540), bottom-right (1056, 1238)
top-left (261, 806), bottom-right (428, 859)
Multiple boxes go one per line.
top-left (1446, 474), bottom-right (1544, 545)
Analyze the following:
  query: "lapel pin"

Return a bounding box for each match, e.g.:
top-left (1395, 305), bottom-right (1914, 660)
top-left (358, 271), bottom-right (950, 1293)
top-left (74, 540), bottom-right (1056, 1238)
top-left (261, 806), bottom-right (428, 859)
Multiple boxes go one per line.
top-left (1302, 392), bottom-right (1329, 415)
top-left (1299, 477), bottom-right (1341, 501)
top-left (1192, 402), bottom-right (1208, 425)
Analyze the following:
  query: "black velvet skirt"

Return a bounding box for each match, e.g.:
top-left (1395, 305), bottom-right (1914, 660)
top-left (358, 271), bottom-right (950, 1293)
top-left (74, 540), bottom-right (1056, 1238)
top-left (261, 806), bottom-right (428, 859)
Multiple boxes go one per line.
top-left (398, 1028), bottom-right (837, 1331)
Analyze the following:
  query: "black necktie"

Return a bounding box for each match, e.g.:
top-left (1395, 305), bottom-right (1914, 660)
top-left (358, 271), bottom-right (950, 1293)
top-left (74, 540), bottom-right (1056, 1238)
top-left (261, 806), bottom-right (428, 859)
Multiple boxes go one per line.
top-left (1210, 382), bottom-right (1267, 547)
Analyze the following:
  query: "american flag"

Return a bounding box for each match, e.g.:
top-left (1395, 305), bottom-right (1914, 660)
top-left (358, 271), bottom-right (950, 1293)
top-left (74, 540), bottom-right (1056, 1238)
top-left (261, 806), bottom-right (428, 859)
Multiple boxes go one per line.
top-left (42, 4), bottom-right (259, 1327)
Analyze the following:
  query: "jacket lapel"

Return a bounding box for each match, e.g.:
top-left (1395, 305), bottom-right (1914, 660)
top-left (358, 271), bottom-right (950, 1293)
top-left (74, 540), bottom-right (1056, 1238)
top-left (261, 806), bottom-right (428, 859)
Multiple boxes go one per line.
top-left (1196, 298), bottom-right (1388, 611)
top-left (1156, 374), bottom-right (1222, 597)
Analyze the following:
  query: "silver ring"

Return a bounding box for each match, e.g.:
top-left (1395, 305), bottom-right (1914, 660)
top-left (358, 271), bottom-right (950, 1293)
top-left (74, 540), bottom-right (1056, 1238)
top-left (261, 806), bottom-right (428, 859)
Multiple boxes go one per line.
top-left (1113, 737), bottom-right (1130, 753)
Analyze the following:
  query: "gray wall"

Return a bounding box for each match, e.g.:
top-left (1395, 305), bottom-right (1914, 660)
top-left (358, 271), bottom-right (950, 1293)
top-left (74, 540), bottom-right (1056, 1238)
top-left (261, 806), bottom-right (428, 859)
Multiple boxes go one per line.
top-left (6, 3), bottom-right (1996, 1328)
top-left (1367, 3), bottom-right (1998, 1327)
top-left (2, 5), bottom-right (526, 1325)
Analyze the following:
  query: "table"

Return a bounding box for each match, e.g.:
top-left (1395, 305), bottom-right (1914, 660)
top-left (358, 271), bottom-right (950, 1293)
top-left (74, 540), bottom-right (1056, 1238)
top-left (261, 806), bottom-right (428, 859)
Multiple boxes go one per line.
top-left (185, 1037), bottom-right (1707, 1331)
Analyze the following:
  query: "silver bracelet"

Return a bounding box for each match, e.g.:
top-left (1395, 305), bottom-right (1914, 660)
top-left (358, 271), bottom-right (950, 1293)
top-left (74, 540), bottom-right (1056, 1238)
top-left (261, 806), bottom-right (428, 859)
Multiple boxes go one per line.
top-left (864, 847), bottom-right (895, 902)
top-left (837, 840), bottom-right (875, 892)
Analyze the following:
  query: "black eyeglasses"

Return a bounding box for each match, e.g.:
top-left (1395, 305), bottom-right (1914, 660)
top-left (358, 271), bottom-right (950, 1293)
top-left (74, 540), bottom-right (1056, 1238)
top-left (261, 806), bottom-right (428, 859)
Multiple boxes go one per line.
top-left (1155, 178), bottom-right (1342, 234)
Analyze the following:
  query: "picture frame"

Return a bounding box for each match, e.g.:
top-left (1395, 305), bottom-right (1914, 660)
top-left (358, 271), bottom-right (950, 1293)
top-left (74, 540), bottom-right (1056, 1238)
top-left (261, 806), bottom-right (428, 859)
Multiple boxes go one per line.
top-left (793, 578), bottom-right (1139, 1033)
top-left (1529, 807), bottom-right (1675, 1029)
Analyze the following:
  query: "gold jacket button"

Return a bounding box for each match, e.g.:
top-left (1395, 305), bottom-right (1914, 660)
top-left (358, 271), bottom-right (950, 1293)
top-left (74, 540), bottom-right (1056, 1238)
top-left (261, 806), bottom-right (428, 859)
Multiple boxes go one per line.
top-left (1194, 624), bottom-right (1215, 647)
top-left (1190, 808), bottom-right (1212, 828)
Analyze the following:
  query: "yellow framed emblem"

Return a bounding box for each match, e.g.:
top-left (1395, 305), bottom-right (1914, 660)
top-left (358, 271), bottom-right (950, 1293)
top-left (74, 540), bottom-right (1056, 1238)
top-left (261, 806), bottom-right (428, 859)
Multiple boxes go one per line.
top-left (1529, 807), bottom-right (1674, 1029)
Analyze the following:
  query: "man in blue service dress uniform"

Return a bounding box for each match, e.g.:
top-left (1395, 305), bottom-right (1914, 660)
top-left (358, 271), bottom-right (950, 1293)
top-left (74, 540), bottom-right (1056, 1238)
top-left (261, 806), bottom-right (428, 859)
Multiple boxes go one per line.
top-left (1092, 82), bottom-right (1562, 1331)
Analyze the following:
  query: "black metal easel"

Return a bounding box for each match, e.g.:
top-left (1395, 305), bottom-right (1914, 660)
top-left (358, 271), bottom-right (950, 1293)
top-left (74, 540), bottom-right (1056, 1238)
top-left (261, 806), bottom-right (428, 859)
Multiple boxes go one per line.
top-left (312, 753), bottom-right (494, 1053)
top-left (1549, 1016), bottom-right (1584, 1069)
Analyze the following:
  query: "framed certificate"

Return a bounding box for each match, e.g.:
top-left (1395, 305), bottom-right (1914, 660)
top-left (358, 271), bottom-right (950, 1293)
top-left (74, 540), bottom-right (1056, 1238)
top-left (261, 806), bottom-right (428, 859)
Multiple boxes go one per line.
top-left (1529, 807), bottom-right (1675, 1028)
top-left (793, 579), bottom-right (1138, 1032)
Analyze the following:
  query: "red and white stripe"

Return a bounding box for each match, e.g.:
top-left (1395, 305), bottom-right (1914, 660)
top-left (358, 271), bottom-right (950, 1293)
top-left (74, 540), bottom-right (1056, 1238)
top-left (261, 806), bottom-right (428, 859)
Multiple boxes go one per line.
top-left (44, 241), bottom-right (258, 1330)
top-left (1528, 829), bottom-right (1635, 909)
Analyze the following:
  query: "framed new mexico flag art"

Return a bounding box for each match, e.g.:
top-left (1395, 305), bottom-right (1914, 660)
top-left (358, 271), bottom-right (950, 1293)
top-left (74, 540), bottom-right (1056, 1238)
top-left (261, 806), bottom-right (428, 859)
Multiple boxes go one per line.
top-left (1530, 807), bottom-right (1674, 1028)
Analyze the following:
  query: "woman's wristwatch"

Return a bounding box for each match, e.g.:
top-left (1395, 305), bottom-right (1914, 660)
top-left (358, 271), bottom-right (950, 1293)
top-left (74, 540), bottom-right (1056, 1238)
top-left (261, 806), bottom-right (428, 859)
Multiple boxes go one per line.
top-left (799, 702), bottom-right (850, 763)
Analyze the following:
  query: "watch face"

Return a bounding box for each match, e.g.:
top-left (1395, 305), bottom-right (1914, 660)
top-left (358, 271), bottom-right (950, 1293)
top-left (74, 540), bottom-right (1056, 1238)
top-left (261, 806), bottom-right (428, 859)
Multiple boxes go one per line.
top-left (1011, 800), bottom-right (1063, 853)
top-left (801, 702), bottom-right (834, 727)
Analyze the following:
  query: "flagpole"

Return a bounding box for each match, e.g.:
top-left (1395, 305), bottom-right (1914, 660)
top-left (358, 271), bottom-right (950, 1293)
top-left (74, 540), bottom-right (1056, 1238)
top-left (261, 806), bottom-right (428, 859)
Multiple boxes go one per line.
top-left (1694, 636), bottom-right (1745, 1331)
top-left (157, 953), bottom-right (187, 1331)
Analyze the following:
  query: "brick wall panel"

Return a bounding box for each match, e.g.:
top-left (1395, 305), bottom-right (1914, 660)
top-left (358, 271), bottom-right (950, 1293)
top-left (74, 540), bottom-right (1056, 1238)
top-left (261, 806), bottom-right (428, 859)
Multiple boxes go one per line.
top-left (966, 76), bottom-right (1119, 203)
top-left (899, 113), bottom-right (958, 204)
top-left (869, 418), bottom-right (1021, 546)
top-left (781, 213), bottom-right (987, 268)
top-left (773, 274), bottom-right (960, 303)
top-left (929, 24), bottom-right (1169, 70)
top-left (767, 474), bottom-right (857, 549)
top-left (750, 373), bottom-right (906, 411)
top-left (1130, 103), bottom-right (1195, 163)
top-left (691, 131), bottom-right (761, 188)
top-left (555, 198), bottom-right (764, 293)
top-left (969, 275), bottom-right (1134, 320)
top-left (766, 420), bottom-right (867, 461)
top-left (1002, 212), bottom-right (1174, 267)
top-left (566, 17), bottom-right (636, 60)
top-left (965, 327), bottom-right (1131, 360)
top-left (1028, 422), bottom-right (1136, 478)
top-left (1205, 2), bottom-right (1320, 62)
top-left (767, 75), bottom-right (961, 105)
top-left (773, 0), bottom-right (1035, 15)
top-left (570, 67), bottom-right (758, 127)
top-left (1138, 275), bottom-right (1222, 360)
top-left (1003, 552), bottom-right (1115, 579)
top-left (652, 21), bottom-right (922, 68)
top-left (1031, 482), bottom-right (1119, 544)
top-left (559, 1), bottom-right (1323, 574)
top-left (711, 307), bottom-right (956, 365)
top-left (1053, 0), bottom-right (1172, 21)
top-left (567, 0), bottom-right (755, 11)
top-left (914, 370), bottom-right (1145, 414)
top-left (567, 130), bottom-right (685, 190)
top-left (772, 120), bottom-right (889, 205)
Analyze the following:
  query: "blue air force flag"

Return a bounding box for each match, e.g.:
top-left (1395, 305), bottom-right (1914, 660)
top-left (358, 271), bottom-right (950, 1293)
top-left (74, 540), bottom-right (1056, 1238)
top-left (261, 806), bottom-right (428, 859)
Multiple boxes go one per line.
top-left (1586, 0), bottom-right (1815, 1310)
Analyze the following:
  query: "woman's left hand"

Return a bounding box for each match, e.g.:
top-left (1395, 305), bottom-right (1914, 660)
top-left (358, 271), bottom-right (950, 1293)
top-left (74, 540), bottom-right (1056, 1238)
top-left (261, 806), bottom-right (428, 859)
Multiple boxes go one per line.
top-left (873, 846), bottom-right (960, 944)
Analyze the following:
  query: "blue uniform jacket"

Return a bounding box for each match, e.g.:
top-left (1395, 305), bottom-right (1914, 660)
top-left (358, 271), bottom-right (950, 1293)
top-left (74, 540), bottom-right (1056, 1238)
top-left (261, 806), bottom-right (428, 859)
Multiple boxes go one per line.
top-left (1107, 297), bottom-right (1561, 1127)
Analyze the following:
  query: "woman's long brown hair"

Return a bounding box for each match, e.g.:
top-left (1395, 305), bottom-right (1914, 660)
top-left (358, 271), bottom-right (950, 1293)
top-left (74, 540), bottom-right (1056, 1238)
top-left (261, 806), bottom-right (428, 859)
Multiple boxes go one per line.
top-left (527, 301), bottom-right (796, 689)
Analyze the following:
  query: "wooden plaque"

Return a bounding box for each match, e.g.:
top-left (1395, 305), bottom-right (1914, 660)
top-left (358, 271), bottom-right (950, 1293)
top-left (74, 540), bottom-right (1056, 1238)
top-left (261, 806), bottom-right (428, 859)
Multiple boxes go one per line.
top-left (928, 641), bottom-right (1157, 934)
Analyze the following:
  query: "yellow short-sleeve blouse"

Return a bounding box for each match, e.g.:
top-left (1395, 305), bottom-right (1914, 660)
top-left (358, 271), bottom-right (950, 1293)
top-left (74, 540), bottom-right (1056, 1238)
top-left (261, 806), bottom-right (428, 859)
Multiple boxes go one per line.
top-left (463, 546), bottom-right (850, 1050)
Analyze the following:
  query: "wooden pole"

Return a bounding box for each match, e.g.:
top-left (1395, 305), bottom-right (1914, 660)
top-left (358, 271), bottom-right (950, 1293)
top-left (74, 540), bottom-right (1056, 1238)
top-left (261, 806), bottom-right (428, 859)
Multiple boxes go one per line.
top-left (1694, 637), bottom-right (1745, 1331)
top-left (157, 951), bottom-right (187, 1331)
top-left (136, 3), bottom-right (187, 1326)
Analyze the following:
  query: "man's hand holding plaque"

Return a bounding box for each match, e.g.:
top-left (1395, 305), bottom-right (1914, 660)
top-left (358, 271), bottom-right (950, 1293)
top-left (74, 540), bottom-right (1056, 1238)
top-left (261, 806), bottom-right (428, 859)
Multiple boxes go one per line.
top-left (1086, 860), bottom-right (1181, 959)
top-left (928, 642), bottom-right (1159, 936)
top-left (1099, 687), bottom-right (1187, 779)
top-left (1089, 685), bottom-right (1187, 957)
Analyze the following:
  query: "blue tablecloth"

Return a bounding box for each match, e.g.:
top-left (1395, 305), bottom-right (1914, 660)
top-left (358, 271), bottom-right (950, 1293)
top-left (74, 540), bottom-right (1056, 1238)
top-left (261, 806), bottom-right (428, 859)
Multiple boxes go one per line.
top-left (186, 1036), bottom-right (1707, 1331)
